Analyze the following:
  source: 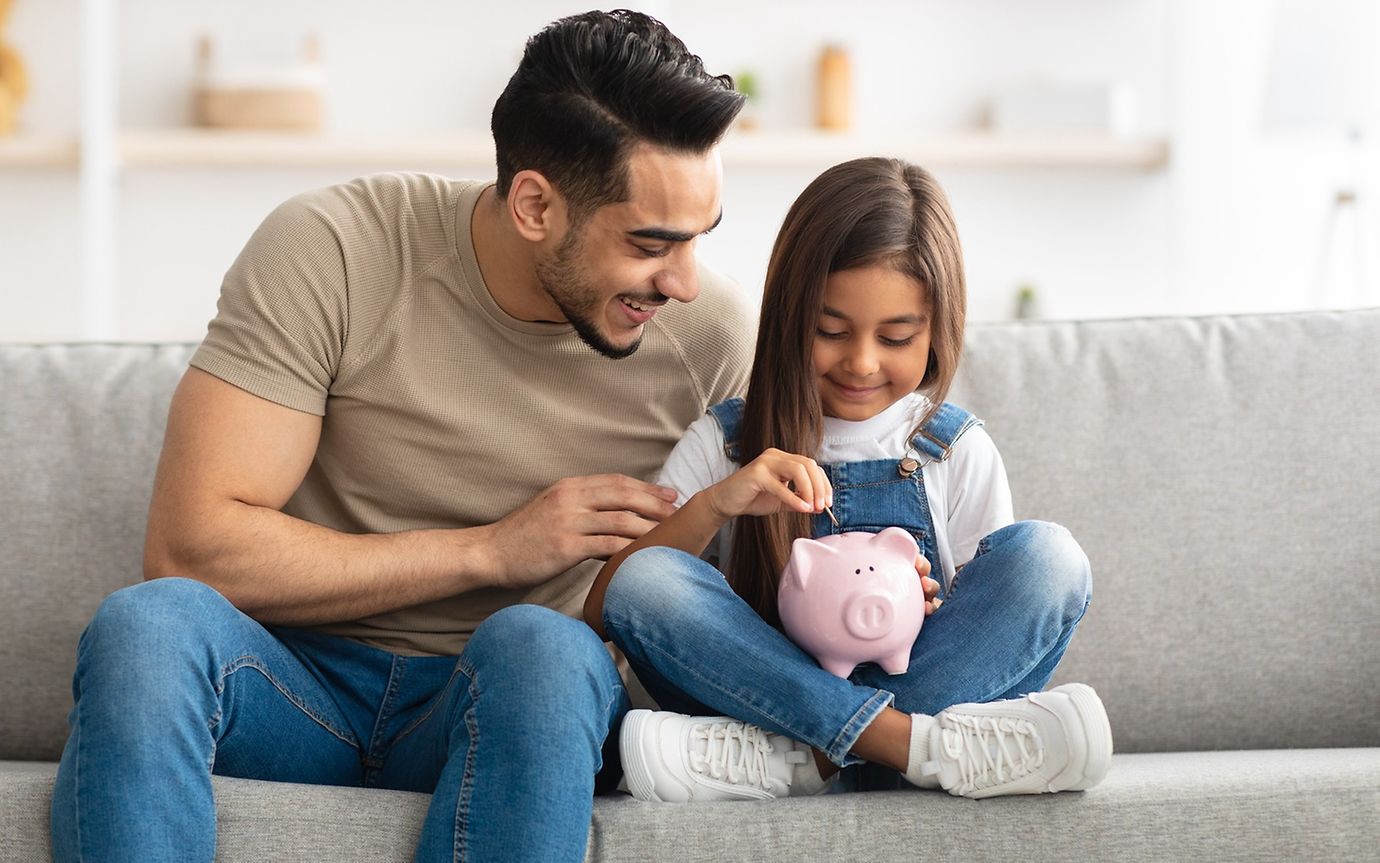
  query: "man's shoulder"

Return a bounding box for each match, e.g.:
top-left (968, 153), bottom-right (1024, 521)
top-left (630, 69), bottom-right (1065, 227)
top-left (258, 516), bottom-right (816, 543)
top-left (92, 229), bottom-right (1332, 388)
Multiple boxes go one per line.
top-left (283, 173), bottom-right (479, 235)
top-left (656, 261), bottom-right (756, 347)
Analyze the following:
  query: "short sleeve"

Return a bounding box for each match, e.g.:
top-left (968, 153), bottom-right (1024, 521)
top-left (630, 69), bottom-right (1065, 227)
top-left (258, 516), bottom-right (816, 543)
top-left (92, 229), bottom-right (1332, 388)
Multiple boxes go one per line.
top-left (655, 412), bottom-right (735, 506)
top-left (943, 426), bottom-right (1015, 568)
top-left (190, 190), bottom-right (349, 416)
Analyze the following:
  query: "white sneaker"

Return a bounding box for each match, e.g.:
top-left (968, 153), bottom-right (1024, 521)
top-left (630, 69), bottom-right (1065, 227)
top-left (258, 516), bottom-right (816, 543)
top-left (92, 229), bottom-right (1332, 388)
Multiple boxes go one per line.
top-left (620, 710), bottom-right (829, 803)
top-left (907, 683), bottom-right (1113, 799)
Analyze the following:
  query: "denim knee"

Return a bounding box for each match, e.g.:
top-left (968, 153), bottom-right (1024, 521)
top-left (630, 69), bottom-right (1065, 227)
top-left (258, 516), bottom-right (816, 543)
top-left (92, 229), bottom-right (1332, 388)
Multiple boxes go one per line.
top-left (81, 577), bottom-right (231, 659)
top-left (73, 578), bottom-right (234, 717)
top-left (984, 520), bottom-right (1092, 618)
top-left (602, 546), bottom-right (709, 627)
top-left (464, 604), bottom-right (622, 709)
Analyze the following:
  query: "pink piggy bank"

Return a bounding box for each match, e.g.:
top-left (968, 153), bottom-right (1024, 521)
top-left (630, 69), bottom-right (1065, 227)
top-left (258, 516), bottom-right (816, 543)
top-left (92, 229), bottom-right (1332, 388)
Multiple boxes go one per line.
top-left (778, 528), bottom-right (924, 678)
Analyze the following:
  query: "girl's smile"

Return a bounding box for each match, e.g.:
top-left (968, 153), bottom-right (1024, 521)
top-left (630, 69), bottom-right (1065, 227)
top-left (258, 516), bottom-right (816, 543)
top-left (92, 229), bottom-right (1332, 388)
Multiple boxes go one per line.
top-left (813, 265), bottom-right (933, 422)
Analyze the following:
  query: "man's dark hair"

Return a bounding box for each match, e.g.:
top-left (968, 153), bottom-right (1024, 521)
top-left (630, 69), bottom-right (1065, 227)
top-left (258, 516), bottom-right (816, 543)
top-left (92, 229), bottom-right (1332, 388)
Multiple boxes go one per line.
top-left (491, 9), bottom-right (744, 217)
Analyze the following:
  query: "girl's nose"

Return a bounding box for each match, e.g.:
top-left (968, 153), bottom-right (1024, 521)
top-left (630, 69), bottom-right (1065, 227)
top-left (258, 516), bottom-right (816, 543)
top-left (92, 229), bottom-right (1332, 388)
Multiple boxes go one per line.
top-left (844, 343), bottom-right (880, 376)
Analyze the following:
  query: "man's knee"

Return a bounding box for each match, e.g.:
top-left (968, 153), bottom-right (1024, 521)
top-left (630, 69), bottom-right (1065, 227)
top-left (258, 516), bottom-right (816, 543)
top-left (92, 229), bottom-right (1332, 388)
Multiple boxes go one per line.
top-left (466, 604), bottom-right (618, 692)
top-left (83, 577), bottom-right (230, 656)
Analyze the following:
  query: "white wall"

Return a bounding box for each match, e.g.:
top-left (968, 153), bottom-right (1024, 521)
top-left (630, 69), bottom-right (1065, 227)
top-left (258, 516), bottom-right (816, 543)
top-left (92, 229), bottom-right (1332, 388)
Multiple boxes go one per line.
top-left (1, 0), bottom-right (1376, 342)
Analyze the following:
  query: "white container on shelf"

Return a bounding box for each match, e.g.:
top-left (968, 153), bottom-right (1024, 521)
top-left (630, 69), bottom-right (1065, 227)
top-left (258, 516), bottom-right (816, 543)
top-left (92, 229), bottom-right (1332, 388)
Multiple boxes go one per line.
top-left (988, 79), bottom-right (1139, 138)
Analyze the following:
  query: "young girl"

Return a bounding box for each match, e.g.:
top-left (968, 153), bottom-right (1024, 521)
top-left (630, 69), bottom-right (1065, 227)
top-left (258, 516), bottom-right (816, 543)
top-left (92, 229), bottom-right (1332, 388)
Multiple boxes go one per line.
top-left (584, 157), bottom-right (1110, 802)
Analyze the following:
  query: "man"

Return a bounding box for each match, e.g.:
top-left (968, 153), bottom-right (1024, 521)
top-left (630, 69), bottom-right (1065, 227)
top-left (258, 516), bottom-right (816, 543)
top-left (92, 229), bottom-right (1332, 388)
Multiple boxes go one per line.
top-left (50, 11), bottom-right (751, 861)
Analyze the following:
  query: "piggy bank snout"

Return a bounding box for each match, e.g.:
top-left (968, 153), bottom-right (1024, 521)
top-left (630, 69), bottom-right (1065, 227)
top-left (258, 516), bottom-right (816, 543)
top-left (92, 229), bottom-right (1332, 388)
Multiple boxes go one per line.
top-left (843, 592), bottom-right (896, 641)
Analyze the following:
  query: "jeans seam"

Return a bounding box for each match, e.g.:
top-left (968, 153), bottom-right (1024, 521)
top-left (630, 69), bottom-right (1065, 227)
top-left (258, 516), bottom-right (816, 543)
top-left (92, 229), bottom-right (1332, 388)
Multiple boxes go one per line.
top-left (365, 657), bottom-right (407, 764)
top-left (454, 673), bottom-right (482, 863)
top-left (390, 662), bottom-right (470, 749)
top-left (215, 656), bottom-right (358, 747)
top-left (71, 703), bottom-right (84, 863)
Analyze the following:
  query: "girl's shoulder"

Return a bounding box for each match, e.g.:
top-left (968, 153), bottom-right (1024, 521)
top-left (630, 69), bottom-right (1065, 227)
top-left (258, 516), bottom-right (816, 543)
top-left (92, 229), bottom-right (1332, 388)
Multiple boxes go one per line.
top-left (706, 396), bottom-right (746, 460)
top-left (909, 399), bottom-right (985, 462)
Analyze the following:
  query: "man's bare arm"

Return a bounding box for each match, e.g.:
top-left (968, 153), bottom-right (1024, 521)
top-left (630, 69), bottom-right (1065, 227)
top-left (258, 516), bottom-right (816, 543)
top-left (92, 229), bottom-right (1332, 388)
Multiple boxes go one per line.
top-left (143, 368), bottom-right (679, 626)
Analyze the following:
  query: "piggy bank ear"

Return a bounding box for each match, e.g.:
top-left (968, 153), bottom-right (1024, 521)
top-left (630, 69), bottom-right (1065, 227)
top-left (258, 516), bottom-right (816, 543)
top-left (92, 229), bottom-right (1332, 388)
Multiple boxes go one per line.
top-left (786, 536), bottom-right (837, 590)
top-left (871, 527), bottom-right (920, 559)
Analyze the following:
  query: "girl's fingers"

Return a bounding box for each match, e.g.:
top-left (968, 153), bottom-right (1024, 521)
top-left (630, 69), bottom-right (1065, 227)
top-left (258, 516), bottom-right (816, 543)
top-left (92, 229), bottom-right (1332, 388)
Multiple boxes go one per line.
top-left (808, 460), bottom-right (832, 509)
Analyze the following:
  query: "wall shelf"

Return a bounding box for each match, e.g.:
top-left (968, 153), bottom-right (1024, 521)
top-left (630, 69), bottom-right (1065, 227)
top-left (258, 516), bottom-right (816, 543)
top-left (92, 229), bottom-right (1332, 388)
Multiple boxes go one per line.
top-left (120, 128), bottom-right (1169, 170)
top-left (0, 135), bottom-right (81, 168)
top-left (3, 129), bottom-right (1169, 171)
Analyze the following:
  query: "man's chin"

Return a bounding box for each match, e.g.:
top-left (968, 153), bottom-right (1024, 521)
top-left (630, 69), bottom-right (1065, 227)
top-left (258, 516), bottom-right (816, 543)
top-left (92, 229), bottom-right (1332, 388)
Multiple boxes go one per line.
top-left (573, 323), bottom-right (642, 360)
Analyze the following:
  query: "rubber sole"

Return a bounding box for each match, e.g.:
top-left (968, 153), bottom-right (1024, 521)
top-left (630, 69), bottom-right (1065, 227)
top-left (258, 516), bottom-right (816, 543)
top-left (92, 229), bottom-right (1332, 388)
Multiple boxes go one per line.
top-left (619, 709), bottom-right (664, 802)
top-left (1057, 682), bottom-right (1114, 790)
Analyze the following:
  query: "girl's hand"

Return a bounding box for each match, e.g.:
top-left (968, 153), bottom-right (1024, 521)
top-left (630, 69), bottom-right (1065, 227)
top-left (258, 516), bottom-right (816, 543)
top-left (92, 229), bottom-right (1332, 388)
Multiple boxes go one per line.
top-left (703, 448), bottom-right (832, 521)
top-left (917, 554), bottom-right (942, 616)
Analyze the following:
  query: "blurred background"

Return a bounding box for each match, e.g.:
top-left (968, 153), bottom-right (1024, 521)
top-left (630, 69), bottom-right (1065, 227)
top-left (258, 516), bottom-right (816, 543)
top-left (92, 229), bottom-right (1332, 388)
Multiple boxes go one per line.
top-left (0, 0), bottom-right (1376, 342)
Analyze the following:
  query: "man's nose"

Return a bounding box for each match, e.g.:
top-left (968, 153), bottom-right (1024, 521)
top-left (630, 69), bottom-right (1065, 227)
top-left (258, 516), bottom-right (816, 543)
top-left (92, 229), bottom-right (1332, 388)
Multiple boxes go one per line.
top-left (654, 248), bottom-right (700, 303)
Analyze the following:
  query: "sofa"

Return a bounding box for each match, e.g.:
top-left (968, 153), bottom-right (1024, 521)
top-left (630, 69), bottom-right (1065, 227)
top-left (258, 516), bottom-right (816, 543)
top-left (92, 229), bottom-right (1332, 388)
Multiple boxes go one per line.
top-left (2, 308), bottom-right (1377, 862)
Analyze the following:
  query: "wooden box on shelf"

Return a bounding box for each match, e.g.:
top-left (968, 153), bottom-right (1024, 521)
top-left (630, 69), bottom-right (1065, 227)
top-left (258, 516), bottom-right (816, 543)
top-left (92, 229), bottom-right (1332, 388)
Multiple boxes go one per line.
top-left (193, 35), bottom-right (324, 132)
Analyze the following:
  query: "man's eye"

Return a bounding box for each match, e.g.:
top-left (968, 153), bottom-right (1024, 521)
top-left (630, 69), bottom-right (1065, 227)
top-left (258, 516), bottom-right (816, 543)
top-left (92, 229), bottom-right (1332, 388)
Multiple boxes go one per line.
top-left (636, 245), bottom-right (671, 258)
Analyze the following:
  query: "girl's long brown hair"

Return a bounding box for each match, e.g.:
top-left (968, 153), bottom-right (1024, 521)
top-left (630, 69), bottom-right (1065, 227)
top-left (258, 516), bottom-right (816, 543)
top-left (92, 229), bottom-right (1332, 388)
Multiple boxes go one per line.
top-left (727, 157), bottom-right (967, 628)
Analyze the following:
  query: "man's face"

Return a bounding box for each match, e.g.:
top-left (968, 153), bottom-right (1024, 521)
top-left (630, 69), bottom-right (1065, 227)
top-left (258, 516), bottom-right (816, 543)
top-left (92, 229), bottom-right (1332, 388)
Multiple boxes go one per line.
top-left (534, 145), bottom-right (723, 359)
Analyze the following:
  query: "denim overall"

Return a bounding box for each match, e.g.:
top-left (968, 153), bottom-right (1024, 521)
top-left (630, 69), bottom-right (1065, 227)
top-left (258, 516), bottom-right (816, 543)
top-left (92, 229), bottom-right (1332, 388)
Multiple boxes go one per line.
top-left (708, 396), bottom-right (983, 598)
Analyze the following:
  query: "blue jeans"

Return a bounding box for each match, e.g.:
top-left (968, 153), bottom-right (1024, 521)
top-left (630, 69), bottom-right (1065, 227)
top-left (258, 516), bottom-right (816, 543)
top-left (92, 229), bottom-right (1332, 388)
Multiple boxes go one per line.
top-left (50, 578), bottom-right (628, 862)
top-left (602, 520), bottom-right (1091, 789)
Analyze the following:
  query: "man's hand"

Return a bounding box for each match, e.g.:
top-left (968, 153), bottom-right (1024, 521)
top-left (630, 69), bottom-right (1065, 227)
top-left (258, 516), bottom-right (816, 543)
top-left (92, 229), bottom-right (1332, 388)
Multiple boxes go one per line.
top-left (482, 474), bottom-right (680, 590)
top-left (917, 554), bottom-right (942, 616)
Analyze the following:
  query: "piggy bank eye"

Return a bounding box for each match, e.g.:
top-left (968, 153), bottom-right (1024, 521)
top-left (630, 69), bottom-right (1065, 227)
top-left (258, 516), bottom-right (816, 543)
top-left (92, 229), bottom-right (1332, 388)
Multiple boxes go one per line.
top-left (854, 568), bottom-right (861, 574)
top-left (868, 566), bottom-right (874, 571)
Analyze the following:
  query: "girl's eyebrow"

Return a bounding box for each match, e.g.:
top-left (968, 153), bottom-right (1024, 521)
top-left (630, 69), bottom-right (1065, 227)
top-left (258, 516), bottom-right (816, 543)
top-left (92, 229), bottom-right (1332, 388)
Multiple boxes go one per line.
top-left (821, 305), bottom-right (927, 325)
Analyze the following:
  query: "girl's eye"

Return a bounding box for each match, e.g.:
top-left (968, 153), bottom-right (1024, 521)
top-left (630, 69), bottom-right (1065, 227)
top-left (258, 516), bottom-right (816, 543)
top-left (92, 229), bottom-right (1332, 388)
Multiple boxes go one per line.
top-left (816, 329), bottom-right (847, 340)
top-left (880, 336), bottom-right (917, 347)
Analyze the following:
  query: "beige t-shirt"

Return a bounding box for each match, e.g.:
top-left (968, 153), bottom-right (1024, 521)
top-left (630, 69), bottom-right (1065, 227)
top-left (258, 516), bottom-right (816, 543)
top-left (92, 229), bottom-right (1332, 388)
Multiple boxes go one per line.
top-left (191, 172), bottom-right (754, 656)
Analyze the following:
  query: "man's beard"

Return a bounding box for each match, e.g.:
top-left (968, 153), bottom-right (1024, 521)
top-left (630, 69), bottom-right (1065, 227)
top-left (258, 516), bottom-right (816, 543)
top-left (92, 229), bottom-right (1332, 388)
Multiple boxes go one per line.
top-left (535, 229), bottom-right (642, 361)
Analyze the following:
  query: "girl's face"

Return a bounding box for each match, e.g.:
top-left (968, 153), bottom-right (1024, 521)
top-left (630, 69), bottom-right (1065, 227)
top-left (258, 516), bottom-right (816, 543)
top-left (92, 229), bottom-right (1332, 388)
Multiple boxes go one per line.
top-left (812, 265), bottom-right (933, 421)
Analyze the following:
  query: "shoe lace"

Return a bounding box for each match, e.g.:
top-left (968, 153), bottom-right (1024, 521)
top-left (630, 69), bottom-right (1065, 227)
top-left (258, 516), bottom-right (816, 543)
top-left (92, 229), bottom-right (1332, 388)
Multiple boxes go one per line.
top-left (939, 713), bottom-right (1044, 795)
top-left (687, 720), bottom-right (776, 790)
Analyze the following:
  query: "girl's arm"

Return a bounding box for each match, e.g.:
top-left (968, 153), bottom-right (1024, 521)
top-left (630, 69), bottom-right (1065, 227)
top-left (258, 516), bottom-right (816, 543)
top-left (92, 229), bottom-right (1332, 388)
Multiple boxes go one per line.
top-left (583, 448), bottom-right (831, 639)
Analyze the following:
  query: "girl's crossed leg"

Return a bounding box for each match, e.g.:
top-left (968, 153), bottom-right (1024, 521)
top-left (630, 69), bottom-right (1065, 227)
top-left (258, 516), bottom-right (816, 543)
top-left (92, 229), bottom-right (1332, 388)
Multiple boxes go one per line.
top-left (601, 520), bottom-right (1110, 801)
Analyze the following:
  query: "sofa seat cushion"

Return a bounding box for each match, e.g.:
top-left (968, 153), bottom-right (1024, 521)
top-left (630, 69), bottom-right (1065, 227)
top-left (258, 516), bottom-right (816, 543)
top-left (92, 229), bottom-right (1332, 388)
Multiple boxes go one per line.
top-left (4, 749), bottom-right (1377, 861)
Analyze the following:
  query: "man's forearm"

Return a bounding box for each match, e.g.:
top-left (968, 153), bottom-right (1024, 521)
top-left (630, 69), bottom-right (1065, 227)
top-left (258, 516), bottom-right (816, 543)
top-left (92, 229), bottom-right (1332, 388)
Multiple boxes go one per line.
top-left (144, 500), bottom-right (498, 626)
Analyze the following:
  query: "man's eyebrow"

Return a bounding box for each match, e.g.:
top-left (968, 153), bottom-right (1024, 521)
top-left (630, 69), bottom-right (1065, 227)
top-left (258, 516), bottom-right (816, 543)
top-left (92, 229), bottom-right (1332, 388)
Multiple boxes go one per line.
top-left (820, 305), bottom-right (928, 325)
top-left (627, 209), bottom-right (723, 243)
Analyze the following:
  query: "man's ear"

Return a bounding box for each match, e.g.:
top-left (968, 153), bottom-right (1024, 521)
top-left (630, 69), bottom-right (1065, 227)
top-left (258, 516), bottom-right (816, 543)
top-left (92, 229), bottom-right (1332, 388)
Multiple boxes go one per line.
top-left (507, 170), bottom-right (567, 243)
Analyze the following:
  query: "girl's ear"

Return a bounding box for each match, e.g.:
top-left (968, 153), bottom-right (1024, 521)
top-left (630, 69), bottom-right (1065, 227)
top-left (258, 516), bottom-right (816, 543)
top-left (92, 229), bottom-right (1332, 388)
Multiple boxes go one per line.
top-left (785, 536), bottom-right (837, 590)
top-left (871, 527), bottom-right (919, 559)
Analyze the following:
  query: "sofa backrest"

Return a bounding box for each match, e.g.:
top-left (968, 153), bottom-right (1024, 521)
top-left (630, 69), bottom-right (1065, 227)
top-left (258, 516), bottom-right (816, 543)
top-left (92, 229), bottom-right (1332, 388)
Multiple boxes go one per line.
top-left (950, 309), bottom-right (1379, 753)
top-left (1, 343), bottom-right (196, 760)
top-left (2, 310), bottom-right (1377, 761)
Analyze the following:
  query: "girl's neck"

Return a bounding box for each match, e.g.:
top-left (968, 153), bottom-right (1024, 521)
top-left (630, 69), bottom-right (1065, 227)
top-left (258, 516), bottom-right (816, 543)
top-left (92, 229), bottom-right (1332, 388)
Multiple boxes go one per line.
top-left (821, 393), bottom-right (921, 441)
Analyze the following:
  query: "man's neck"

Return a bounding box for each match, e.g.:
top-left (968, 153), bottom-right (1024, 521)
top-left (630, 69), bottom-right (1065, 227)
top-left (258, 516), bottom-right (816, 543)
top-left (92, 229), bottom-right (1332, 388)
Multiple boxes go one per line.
top-left (469, 186), bottom-right (562, 322)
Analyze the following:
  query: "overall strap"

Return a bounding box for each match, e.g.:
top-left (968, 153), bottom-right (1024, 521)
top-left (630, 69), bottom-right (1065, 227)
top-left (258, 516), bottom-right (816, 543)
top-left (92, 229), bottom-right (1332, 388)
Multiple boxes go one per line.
top-left (707, 397), bottom-right (746, 463)
top-left (909, 401), bottom-right (983, 462)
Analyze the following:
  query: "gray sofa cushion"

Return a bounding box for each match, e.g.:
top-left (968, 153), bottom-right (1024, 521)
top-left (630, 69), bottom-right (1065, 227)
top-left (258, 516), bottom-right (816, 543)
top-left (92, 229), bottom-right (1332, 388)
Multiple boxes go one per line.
top-left (950, 310), bottom-right (1380, 752)
top-left (1, 344), bottom-right (195, 761)
top-left (5, 750), bottom-right (1379, 862)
